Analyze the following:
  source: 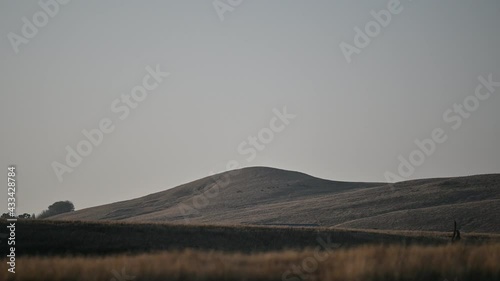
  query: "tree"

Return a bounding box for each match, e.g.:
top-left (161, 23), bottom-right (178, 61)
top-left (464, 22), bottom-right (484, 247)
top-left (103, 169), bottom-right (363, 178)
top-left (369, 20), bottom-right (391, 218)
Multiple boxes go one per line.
top-left (2, 213), bottom-right (36, 219)
top-left (17, 213), bottom-right (32, 219)
top-left (38, 200), bottom-right (75, 219)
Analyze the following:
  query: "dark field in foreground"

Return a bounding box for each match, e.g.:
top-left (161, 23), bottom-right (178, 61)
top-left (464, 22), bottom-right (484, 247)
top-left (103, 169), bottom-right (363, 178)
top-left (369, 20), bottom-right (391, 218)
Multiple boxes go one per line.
top-left (1, 220), bottom-right (499, 257)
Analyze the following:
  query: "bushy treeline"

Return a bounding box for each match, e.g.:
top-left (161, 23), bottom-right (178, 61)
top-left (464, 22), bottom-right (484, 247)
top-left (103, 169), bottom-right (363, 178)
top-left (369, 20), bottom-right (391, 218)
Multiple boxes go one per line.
top-left (37, 200), bottom-right (75, 219)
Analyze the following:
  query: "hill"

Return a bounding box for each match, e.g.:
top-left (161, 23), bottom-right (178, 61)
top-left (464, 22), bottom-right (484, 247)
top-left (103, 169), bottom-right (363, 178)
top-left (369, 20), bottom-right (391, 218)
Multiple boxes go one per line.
top-left (52, 167), bottom-right (500, 233)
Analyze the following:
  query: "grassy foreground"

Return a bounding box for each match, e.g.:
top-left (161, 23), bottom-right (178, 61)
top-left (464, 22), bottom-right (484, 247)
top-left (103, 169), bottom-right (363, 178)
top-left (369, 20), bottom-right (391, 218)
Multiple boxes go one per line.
top-left (1, 243), bottom-right (499, 281)
top-left (1, 220), bottom-right (498, 280)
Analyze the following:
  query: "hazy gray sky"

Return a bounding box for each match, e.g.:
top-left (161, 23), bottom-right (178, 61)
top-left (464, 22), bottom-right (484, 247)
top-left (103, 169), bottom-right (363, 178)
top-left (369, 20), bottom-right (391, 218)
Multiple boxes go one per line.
top-left (1, 0), bottom-right (499, 215)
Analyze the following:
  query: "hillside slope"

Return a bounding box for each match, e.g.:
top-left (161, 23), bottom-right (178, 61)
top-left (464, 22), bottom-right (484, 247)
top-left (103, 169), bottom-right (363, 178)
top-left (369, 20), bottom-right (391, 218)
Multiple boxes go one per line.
top-left (52, 167), bottom-right (500, 233)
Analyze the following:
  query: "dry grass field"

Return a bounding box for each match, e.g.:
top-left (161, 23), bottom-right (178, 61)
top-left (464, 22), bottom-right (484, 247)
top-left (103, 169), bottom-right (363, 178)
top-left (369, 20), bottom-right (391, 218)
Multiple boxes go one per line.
top-left (1, 220), bottom-right (499, 281)
top-left (1, 243), bottom-right (499, 281)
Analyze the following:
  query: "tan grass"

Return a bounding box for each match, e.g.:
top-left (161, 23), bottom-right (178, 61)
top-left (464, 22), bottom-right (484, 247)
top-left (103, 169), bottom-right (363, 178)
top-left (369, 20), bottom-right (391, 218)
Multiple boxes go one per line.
top-left (1, 243), bottom-right (499, 281)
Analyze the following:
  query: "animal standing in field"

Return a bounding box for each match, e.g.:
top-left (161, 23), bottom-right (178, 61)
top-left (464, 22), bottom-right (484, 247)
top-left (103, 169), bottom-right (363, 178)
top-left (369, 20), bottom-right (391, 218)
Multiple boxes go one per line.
top-left (452, 220), bottom-right (461, 243)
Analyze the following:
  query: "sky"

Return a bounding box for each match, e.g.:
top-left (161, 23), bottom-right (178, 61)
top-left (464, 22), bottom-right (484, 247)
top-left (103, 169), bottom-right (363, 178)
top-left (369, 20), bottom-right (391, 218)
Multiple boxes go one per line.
top-left (1, 0), bottom-right (499, 215)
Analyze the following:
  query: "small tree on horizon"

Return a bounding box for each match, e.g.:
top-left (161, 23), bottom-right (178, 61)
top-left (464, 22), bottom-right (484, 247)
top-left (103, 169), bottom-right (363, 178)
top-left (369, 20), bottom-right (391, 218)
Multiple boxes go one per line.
top-left (17, 213), bottom-right (32, 219)
top-left (38, 200), bottom-right (75, 219)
